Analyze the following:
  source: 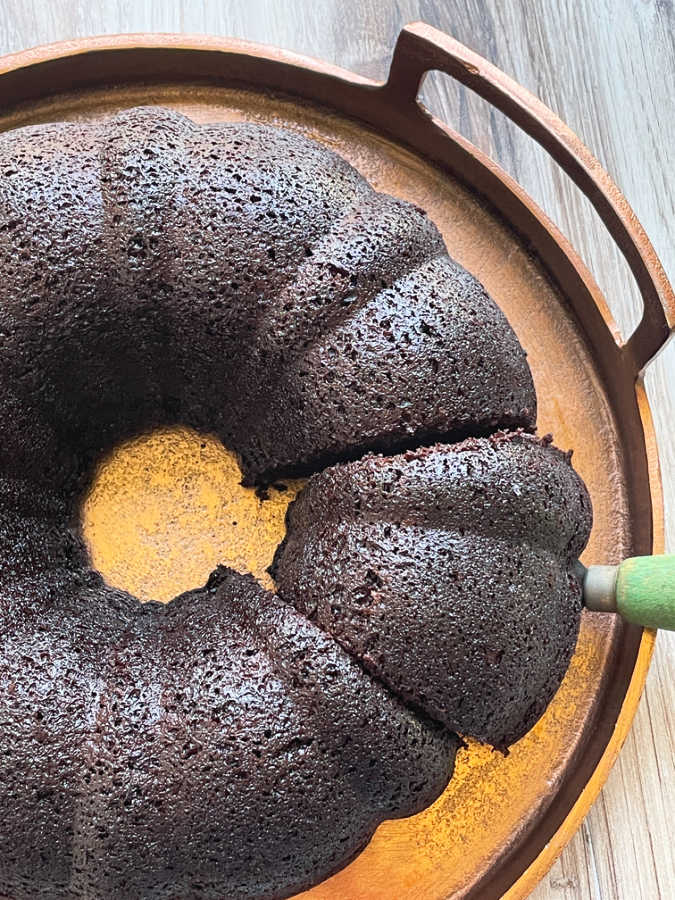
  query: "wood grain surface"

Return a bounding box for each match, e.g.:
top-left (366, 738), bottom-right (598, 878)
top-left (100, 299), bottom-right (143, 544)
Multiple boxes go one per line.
top-left (0, 1), bottom-right (672, 898)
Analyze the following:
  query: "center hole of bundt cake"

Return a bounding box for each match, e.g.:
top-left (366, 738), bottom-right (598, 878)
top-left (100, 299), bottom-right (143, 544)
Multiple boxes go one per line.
top-left (81, 427), bottom-right (302, 603)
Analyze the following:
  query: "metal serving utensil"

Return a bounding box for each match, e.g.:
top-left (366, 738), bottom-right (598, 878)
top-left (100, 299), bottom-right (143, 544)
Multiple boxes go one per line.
top-left (582, 557), bottom-right (675, 630)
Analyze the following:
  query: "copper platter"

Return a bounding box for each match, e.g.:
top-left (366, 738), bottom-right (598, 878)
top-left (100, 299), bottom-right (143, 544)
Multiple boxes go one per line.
top-left (0, 22), bottom-right (673, 900)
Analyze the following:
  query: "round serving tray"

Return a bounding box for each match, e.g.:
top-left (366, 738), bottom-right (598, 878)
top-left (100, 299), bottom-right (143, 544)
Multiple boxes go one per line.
top-left (0, 22), bottom-right (672, 900)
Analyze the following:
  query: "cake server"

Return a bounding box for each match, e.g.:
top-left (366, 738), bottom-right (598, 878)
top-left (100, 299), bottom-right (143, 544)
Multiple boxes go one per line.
top-left (582, 556), bottom-right (675, 630)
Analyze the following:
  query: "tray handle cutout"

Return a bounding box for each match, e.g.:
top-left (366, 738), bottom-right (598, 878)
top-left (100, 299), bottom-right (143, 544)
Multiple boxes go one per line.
top-left (384, 22), bottom-right (674, 372)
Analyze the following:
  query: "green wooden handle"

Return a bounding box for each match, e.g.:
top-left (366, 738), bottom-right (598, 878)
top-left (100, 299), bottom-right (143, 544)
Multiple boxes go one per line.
top-left (616, 556), bottom-right (675, 631)
top-left (583, 556), bottom-right (675, 630)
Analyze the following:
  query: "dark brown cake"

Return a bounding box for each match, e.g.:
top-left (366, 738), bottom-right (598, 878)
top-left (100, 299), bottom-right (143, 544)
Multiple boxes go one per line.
top-left (0, 555), bottom-right (458, 899)
top-left (0, 106), bottom-right (589, 900)
top-left (0, 106), bottom-right (535, 494)
top-left (272, 432), bottom-right (592, 750)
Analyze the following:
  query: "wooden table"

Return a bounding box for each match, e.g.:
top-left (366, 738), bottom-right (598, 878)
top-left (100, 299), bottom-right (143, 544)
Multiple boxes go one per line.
top-left (0, 1), bottom-right (672, 897)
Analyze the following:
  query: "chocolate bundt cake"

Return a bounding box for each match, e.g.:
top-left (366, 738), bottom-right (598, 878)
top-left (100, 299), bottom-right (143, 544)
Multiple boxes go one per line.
top-left (271, 432), bottom-right (593, 751)
top-left (0, 106), bottom-right (535, 492)
top-left (0, 106), bottom-right (591, 900)
top-left (0, 546), bottom-right (458, 898)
